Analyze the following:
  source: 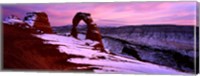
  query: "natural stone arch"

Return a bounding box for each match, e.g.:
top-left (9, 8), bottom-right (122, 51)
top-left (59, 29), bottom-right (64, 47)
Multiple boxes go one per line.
top-left (70, 12), bottom-right (105, 52)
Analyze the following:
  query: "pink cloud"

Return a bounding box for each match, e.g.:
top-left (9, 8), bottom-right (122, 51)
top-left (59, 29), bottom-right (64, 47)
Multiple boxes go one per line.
top-left (2, 2), bottom-right (197, 26)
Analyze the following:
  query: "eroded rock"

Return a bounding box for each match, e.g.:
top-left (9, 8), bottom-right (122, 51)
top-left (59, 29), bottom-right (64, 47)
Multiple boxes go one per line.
top-left (70, 12), bottom-right (105, 52)
top-left (24, 12), bottom-right (53, 34)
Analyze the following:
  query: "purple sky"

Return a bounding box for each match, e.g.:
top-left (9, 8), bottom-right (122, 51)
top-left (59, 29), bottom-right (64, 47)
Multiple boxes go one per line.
top-left (1, 2), bottom-right (197, 26)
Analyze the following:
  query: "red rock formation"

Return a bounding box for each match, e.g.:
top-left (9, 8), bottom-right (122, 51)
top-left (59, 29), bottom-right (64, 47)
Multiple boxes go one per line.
top-left (24, 12), bottom-right (53, 34)
top-left (4, 12), bottom-right (54, 34)
top-left (70, 12), bottom-right (105, 52)
top-left (3, 24), bottom-right (92, 70)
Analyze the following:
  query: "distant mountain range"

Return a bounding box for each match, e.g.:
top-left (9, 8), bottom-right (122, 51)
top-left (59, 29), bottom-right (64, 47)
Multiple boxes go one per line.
top-left (52, 24), bottom-right (198, 33)
top-left (52, 24), bottom-right (198, 51)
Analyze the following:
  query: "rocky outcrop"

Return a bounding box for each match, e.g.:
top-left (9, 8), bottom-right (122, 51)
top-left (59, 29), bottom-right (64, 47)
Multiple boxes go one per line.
top-left (3, 12), bottom-right (54, 34)
top-left (3, 24), bottom-right (92, 71)
top-left (24, 12), bottom-right (53, 34)
top-left (70, 12), bottom-right (105, 52)
top-left (3, 15), bottom-right (30, 28)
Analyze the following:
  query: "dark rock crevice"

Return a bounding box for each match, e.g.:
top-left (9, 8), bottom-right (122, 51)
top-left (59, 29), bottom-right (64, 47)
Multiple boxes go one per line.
top-left (102, 36), bottom-right (195, 73)
top-left (121, 42), bottom-right (194, 73)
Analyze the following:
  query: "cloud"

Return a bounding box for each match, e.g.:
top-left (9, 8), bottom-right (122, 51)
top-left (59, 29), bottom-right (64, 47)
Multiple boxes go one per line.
top-left (1, 2), bottom-right (197, 26)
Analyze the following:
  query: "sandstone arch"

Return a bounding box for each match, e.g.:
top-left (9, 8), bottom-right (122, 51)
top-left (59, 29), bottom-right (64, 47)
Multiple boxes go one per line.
top-left (70, 12), bottom-right (105, 52)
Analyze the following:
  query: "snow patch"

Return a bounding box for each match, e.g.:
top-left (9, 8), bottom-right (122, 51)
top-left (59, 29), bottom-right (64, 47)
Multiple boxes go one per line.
top-left (3, 18), bottom-right (23, 25)
top-left (77, 34), bottom-right (86, 40)
top-left (24, 13), bottom-right (37, 26)
top-left (35, 34), bottom-right (190, 74)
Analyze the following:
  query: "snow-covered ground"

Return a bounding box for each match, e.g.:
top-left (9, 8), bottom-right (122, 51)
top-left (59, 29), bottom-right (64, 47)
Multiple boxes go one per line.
top-left (35, 34), bottom-right (190, 74)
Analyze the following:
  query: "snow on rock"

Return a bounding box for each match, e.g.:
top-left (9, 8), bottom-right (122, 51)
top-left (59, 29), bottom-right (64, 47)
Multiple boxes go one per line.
top-left (24, 12), bottom-right (37, 26)
top-left (35, 34), bottom-right (190, 74)
top-left (3, 15), bottom-right (24, 25)
top-left (3, 19), bottom-right (24, 24)
top-left (77, 33), bottom-right (86, 40)
top-left (68, 58), bottom-right (182, 74)
top-left (35, 34), bottom-right (106, 58)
